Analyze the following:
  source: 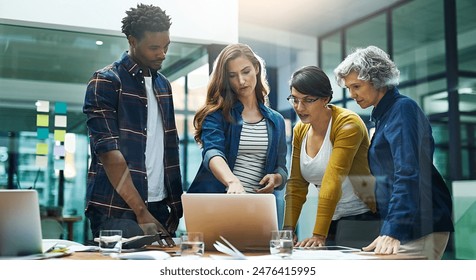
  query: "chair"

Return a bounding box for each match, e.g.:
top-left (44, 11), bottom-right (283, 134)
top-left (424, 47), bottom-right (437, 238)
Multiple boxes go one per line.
top-left (41, 218), bottom-right (64, 239)
top-left (335, 219), bottom-right (381, 249)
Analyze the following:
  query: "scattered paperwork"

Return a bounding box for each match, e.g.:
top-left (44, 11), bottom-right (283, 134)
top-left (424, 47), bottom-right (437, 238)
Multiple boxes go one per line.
top-left (212, 236), bottom-right (247, 260)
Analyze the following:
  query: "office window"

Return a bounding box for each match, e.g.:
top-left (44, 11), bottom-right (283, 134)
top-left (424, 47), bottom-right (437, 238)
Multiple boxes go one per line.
top-left (457, 0), bottom-right (476, 168)
top-left (184, 65), bottom-right (209, 189)
top-left (187, 64), bottom-right (209, 112)
top-left (345, 14), bottom-right (387, 55)
top-left (320, 33), bottom-right (343, 103)
top-left (432, 123), bottom-right (449, 178)
top-left (170, 64), bottom-right (209, 190)
top-left (393, 0), bottom-right (445, 84)
top-left (0, 24), bottom-right (126, 84)
top-left (172, 77), bottom-right (186, 111)
top-left (186, 125), bottom-right (202, 189)
top-left (459, 123), bottom-right (476, 179)
top-left (458, 77), bottom-right (476, 123)
top-left (457, 0), bottom-right (476, 73)
top-left (415, 78), bottom-right (448, 115)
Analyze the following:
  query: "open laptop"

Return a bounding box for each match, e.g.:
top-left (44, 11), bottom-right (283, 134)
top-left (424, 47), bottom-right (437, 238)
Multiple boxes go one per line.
top-left (181, 193), bottom-right (279, 251)
top-left (0, 189), bottom-right (43, 257)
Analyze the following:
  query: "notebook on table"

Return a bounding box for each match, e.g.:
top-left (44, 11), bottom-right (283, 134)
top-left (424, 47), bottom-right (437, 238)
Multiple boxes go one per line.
top-left (0, 189), bottom-right (44, 257)
top-left (181, 193), bottom-right (279, 252)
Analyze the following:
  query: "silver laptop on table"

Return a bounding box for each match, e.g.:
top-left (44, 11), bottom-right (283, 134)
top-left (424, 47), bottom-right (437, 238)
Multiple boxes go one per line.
top-left (182, 193), bottom-right (279, 251)
top-left (0, 189), bottom-right (43, 257)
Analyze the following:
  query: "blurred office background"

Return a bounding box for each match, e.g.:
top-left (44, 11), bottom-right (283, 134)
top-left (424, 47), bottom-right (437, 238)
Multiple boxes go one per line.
top-left (0, 0), bottom-right (474, 259)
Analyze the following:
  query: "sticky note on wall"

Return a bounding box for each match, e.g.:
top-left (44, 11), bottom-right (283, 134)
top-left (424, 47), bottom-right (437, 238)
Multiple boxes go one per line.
top-left (54, 115), bottom-right (67, 127)
top-left (37, 127), bottom-right (49, 140)
top-left (36, 143), bottom-right (48, 155)
top-left (54, 145), bottom-right (65, 157)
top-left (55, 102), bottom-right (67, 114)
top-left (37, 114), bottom-right (49, 127)
top-left (54, 129), bottom-right (66, 141)
top-left (36, 100), bottom-right (50, 113)
top-left (36, 155), bottom-right (48, 168)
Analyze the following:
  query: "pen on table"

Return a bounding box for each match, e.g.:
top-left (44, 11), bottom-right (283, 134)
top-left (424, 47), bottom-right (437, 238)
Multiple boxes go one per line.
top-left (44, 243), bottom-right (58, 253)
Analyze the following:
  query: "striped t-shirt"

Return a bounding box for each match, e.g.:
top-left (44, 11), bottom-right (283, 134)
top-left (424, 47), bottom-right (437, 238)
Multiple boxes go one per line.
top-left (233, 118), bottom-right (268, 193)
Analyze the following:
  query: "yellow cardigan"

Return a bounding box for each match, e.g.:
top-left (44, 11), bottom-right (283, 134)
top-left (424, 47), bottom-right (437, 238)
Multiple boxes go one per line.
top-left (283, 105), bottom-right (376, 237)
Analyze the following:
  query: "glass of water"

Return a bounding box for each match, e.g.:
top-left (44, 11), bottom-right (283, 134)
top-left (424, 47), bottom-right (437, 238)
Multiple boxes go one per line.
top-left (270, 230), bottom-right (293, 258)
top-left (180, 232), bottom-right (204, 258)
top-left (99, 230), bottom-right (122, 255)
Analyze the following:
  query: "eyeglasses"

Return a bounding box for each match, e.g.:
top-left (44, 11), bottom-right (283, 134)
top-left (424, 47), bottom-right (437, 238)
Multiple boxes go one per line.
top-left (287, 95), bottom-right (320, 107)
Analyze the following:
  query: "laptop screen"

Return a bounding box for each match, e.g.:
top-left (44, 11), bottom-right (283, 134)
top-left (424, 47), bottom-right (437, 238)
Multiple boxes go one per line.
top-left (181, 193), bottom-right (279, 251)
top-left (0, 189), bottom-right (43, 257)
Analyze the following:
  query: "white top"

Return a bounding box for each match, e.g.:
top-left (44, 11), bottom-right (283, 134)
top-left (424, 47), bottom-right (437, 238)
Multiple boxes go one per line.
top-left (233, 118), bottom-right (268, 193)
top-left (144, 76), bottom-right (166, 202)
top-left (300, 118), bottom-right (369, 220)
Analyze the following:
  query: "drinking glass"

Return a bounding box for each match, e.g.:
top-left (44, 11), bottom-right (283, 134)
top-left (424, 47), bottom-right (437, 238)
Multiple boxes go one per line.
top-left (99, 230), bottom-right (122, 255)
top-left (180, 232), bottom-right (204, 257)
top-left (270, 230), bottom-right (293, 258)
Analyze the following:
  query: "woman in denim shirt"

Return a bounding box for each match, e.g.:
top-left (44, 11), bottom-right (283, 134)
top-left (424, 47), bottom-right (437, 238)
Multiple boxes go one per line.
top-left (188, 43), bottom-right (287, 195)
top-left (334, 46), bottom-right (454, 259)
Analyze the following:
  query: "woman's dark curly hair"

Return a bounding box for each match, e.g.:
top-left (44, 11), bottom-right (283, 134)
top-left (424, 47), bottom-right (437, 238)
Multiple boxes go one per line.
top-left (121, 3), bottom-right (172, 40)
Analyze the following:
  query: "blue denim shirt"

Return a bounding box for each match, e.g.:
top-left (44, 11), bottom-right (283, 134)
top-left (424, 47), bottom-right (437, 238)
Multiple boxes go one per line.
top-left (83, 52), bottom-right (183, 219)
top-left (369, 87), bottom-right (454, 243)
top-left (188, 101), bottom-right (288, 193)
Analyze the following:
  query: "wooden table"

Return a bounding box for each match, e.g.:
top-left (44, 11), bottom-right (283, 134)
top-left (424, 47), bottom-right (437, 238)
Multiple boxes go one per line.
top-left (59, 246), bottom-right (427, 260)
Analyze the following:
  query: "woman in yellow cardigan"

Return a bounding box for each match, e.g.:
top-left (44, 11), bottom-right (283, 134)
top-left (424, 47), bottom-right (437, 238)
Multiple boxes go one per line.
top-left (283, 66), bottom-right (378, 247)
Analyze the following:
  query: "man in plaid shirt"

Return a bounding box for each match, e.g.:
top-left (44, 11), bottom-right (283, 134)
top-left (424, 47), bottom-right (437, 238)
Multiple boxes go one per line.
top-left (83, 4), bottom-right (182, 247)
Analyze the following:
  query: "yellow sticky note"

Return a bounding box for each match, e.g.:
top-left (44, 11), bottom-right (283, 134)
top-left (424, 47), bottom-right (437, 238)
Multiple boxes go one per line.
top-left (37, 114), bottom-right (49, 127)
top-left (54, 130), bottom-right (66, 142)
top-left (36, 143), bottom-right (48, 155)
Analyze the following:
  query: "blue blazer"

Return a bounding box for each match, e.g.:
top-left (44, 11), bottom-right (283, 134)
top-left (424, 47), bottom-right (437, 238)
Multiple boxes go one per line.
top-left (369, 87), bottom-right (454, 243)
top-left (188, 101), bottom-right (288, 193)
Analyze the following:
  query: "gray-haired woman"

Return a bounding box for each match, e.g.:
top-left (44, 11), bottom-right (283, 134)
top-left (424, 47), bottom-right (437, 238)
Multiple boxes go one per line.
top-left (334, 46), bottom-right (454, 259)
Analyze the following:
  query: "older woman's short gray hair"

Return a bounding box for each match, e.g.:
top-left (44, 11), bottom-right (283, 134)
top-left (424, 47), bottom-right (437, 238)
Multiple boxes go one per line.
top-left (334, 46), bottom-right (400, 90)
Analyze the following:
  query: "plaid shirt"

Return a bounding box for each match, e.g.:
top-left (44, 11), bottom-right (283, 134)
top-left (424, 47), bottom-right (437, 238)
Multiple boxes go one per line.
top-left (83, 52), bottom-right (183, 220)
